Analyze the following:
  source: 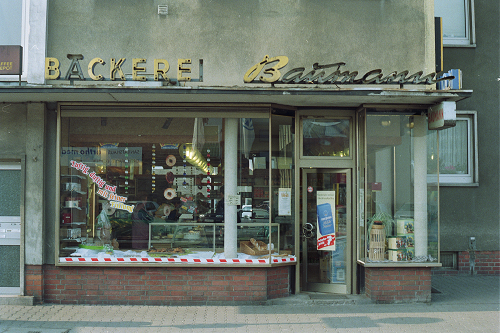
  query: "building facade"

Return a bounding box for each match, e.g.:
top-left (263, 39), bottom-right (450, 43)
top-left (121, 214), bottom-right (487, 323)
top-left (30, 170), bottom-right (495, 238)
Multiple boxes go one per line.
top-left (433, 0), bottom-right (499, 275)
top-left (1, 0), bottom-right (490, 306)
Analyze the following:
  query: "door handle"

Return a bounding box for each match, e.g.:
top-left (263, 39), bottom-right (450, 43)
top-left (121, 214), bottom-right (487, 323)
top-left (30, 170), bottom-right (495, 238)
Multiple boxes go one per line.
top-left (302, 223), bottom-right (315, 239)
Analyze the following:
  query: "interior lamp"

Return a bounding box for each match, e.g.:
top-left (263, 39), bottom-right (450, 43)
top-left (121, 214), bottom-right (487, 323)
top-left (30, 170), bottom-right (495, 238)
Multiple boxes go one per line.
top-left (179, 143), bottom-right (212, 174)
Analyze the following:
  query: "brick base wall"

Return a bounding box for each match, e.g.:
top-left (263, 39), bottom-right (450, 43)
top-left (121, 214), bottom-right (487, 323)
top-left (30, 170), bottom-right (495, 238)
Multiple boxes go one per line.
top-left (26, 265), bottom-right (291, 305)
top-left (365, 267), bottom-right (431, 303)
top-left (433, 251), bottom-right (500, 275)
top-left (25, 265), bottom-right (43, 304)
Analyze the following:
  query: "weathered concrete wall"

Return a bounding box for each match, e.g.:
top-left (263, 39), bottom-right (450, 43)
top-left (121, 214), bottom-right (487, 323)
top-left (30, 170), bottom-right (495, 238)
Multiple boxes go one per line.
top-left (46, 0), bottom-right (435, 86)
top-left (440, 1), bottom-right (500, 252)
top-left (0, 104), bottom-right (27, 154)
top-left (0, 103), bottom-right (47, 265)
top-left (24, 104), bottom-right (46, 265)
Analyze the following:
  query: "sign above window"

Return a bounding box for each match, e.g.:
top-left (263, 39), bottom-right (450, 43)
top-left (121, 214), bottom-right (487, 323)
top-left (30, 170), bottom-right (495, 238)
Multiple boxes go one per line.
top-left (243, 55), bottom-right (455, 85)
top-left (0, 45), bottom-right (22, 75)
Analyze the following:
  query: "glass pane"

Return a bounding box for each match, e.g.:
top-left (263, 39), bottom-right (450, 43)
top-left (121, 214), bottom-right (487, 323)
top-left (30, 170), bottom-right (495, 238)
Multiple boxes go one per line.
top-left (0, 169), bottom-right (21, 216)
top-left (0, 0), bottom-right (22, 45)
top-left (270, 115), bottom-right (295, 255)
top-left (305, 171), bottom-right (347, 285)
top-left (303, 118), bottom-right (350, 157)
top-left (435, 0), bottom-right (467, 38)
top-left (59, 114), bottom-right (296, 262)
top-left (365, 115), bottom-right (435, 263)
top-left (438, 120), bottom-right (468, 174)
top-left (60, 116), bottom-right (225, 256)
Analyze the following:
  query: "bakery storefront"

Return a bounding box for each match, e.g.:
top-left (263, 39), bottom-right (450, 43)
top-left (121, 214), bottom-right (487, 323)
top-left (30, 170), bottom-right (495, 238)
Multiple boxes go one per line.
top-left (42, 54), bottom-right (470, 304)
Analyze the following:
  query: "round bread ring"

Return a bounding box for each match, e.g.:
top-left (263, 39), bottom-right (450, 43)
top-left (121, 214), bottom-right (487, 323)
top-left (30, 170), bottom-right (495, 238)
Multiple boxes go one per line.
top-left (166, 155), bottom-right (176, 167)
top-left (164, 188), bottom-right (176, 200)
top-left (104, 202), bottom-right (116, 216)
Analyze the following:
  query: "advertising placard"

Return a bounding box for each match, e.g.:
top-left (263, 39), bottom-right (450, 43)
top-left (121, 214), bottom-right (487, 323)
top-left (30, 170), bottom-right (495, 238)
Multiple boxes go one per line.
top-left (317, 191), bottom-right (336, 251)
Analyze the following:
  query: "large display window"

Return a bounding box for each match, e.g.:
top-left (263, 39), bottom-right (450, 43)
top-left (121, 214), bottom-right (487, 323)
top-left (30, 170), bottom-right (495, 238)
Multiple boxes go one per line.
top-left (363, 114), bottom-right (439, 263)
top-left (57, 106), bottom-right (295, 264)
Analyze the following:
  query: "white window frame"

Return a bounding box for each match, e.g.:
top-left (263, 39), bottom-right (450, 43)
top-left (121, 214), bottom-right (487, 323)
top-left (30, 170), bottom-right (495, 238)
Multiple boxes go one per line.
top-left (0, 0), bottom-right (29, 81)
top-left (435, 0), bottom-right (476, 47)
top-left (429, 111), bottom-right (478, 186)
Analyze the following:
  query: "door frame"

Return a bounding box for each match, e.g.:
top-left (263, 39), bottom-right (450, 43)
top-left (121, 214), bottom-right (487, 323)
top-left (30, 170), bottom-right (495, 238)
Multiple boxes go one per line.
top-left (294, 109), bottom-right (358, 295)
top-left (300, 168), bottom-right (352, 294)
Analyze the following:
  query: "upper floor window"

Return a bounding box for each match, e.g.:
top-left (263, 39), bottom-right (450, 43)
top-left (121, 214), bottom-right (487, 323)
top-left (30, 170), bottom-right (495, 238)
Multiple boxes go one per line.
top-left (0, 0), bottom-right (22, 46)
top-left (435, 0), bottom-right (476, 47)
top-left (428, 111), bottom-right (478, 185)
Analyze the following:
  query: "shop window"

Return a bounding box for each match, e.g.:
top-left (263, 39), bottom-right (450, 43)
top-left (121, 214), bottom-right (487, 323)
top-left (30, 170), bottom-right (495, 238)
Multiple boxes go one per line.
top-left (427, 112), bottom-right (477, 185)
top-left (364, 114), bottom-right (438, 263)
top-left (435, 0), bottom-right (476, 47)
top-left (58, 109), bottom-right (295, 264)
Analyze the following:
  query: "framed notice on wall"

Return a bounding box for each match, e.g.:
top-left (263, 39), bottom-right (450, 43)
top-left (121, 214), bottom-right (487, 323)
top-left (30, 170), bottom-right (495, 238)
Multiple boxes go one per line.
top-left (317, 191), bottom-right (336, 251)
top-left (278, 188), bottom-right (291, 216)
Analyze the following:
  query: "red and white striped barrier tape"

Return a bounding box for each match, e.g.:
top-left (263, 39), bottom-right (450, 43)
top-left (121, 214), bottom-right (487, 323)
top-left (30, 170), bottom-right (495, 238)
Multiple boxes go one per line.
top-left (60, 256), bottom-right (296, 264)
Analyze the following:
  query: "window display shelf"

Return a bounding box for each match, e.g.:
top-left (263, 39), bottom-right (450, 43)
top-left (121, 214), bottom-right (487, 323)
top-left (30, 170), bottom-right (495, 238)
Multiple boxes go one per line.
top-left (148, 222), bottom-right (280, 253)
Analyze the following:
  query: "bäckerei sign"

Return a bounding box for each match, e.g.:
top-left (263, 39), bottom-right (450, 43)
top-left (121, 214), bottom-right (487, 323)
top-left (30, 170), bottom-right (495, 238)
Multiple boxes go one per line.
top-left (244, 55), bottom-right (454, 85)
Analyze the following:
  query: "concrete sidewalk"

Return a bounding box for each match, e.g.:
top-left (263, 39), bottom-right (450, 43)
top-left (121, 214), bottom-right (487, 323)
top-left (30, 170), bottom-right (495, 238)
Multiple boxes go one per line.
top-left (0, 275), bottom-right (498, 333)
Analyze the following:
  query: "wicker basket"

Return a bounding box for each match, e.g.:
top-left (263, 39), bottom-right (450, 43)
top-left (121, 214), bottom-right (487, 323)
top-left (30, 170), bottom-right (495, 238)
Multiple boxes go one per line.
top-left (369, 224), bottom-right (385, 260)
top-left (240, 240), bottom-right (268, 255)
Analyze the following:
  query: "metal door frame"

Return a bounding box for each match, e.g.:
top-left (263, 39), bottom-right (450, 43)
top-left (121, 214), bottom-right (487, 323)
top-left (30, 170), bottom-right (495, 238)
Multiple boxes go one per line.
top-left (301, 167), bottom-right (352, 294)
top-left (0, 160), bottom-right (25, 296)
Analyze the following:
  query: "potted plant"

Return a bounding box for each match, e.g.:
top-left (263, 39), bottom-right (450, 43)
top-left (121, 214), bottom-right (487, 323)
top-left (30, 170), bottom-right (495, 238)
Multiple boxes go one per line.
top-left (367, 211), bottom-right (395, 236)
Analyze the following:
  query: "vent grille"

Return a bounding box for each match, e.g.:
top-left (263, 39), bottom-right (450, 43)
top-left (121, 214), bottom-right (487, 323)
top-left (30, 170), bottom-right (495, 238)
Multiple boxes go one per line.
top-left (440, 252), bottom-right (457, 269)
top-left (158, 5), bottom-right (168, 15)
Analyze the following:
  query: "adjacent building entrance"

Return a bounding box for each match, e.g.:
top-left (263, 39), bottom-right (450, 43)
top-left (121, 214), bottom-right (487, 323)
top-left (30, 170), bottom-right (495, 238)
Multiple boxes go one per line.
top-left (0, 162), bottom-right (22, 295)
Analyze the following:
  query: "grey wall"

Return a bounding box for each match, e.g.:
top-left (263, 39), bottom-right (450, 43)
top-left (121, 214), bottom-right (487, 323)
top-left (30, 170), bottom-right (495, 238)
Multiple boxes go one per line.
top-left (440, 1), bottom-right (500, 251)
top-left (0, 103), bottom-right (47, 264)
top-left (46, 0), bottom-right (435, 86)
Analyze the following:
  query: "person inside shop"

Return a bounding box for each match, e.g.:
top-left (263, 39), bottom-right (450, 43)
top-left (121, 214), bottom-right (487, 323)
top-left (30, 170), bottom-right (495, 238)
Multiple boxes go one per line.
top-left (131, 195), bottom-right (153, 249)
top-left (165, 197), bottom-right (182, 221)
top-left (216, 186), bottom-right (224, 216)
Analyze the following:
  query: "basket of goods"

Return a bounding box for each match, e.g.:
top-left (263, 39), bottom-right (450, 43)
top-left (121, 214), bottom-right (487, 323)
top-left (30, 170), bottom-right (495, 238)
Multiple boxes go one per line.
top-left (240, 238), bottom-right (268, 256)
top-left (148, 247), bottom-right (185, 257)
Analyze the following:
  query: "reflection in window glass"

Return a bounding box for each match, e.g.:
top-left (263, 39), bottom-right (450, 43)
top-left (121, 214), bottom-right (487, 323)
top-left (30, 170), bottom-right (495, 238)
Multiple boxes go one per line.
top-left (0, 169), bottom-right (20, 216)
top-left (0, 0), bottom-right (22, 45)
top-left (435, 0), bottom-right (467, 38)
top-left (302, 118), bottom-right (350, 157)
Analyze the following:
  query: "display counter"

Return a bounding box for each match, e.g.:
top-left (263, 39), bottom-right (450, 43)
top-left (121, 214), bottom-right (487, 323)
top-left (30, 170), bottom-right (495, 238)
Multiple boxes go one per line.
top-left (59, 221), bottom-right (296, 266)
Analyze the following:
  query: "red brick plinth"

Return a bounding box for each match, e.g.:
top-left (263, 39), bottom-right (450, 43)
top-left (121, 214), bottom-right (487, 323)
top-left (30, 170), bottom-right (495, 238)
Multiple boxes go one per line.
top-left (25, 264), bottom-right (292, 305)
top-left (25, 265), bottom-right (43, 304)
top-left (365, 266), bottom-right (431, 303)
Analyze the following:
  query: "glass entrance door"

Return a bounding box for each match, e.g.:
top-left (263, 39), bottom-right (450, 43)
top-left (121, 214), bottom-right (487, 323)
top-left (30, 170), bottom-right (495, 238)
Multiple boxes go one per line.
top-left (0, 162), bottom-right (22, 295)
top-left (301, 168), bottom-right (351, 294)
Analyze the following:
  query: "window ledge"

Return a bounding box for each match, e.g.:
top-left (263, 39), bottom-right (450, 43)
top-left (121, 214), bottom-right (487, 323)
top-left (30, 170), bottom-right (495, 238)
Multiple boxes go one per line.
top-left (444, 44), bottom-right (476, 48)
top-left (440, 182), bottom-right (479, 187)
top-left (357, 259), bottom-right (442, 268)
top-left (58, 256), bottom-right (297, 267)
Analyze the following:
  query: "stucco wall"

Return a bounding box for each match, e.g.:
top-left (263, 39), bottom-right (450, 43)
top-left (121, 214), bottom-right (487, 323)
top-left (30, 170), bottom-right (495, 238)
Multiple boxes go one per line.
top-left (46, 0), bottom-right (435, 86)
top-left (440, 1), bottom-right (500, 252)
top-left (0, 103), bottom-right (48, 265)
top-left (0, 104), bottom-right (27, 154)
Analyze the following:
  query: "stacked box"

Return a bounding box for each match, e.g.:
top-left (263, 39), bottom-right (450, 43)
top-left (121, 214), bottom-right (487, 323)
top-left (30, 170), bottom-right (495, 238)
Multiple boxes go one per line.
top-left (387, 218), bottom-right (416, 262)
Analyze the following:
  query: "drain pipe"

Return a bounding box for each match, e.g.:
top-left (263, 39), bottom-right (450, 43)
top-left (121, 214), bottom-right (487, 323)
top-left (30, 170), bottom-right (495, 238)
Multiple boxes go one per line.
top-left (468, 236), bottom-right (476, 275)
